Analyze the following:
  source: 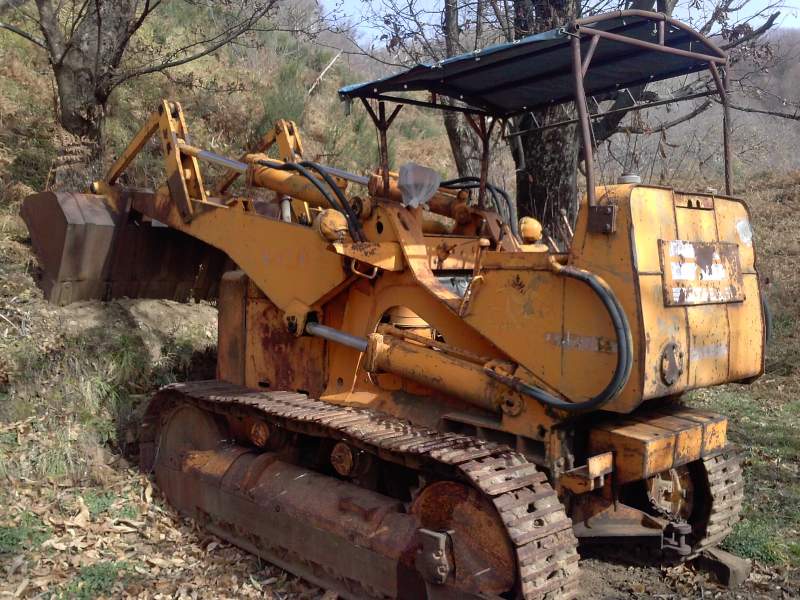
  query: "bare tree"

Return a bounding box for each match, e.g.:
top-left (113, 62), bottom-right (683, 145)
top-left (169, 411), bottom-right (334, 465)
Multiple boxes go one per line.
top-left (351, 0), bottom-right (519, 180)
top-left (0, 0), bottom-right (320, 150)
top-left (441, 0), bottom-right (479, 177)
top-left (344, 0), bottom-right (785, 231)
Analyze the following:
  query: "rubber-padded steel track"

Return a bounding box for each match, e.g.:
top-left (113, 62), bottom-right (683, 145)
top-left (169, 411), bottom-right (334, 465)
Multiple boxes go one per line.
top-left (141, 380), bottom-right (580, 599)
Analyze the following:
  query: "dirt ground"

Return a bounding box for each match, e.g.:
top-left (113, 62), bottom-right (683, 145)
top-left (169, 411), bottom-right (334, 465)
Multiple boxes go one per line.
top-left (1, 429), bottom-right (797, 599)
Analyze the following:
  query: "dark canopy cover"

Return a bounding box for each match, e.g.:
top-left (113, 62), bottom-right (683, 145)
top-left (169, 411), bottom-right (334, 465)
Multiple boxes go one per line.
top-left (339, 12), bottom-right (726, 118)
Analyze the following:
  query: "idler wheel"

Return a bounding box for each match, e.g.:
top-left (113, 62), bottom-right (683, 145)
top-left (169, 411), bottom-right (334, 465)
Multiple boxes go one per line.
top-left (646, 465), bottom-right (695, 521)
top-left (157, 403), bottom-right (224, 471)
top-left (410, 480), bottom-right (516, 595)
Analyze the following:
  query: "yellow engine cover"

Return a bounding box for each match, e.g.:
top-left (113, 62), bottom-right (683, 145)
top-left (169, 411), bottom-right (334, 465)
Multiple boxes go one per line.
top-left (571, 185), bottom-right (764, 412)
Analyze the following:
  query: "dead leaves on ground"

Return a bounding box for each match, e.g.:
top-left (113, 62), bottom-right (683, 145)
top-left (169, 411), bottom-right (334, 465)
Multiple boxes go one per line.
top-left (1, 420), bottom-right (320, 599)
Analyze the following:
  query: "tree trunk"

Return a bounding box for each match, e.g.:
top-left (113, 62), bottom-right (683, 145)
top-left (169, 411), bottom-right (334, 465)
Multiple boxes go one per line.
top-left (36, 0), bottom-right (136, 150)
top-left (442, 111), bottom-right (480, 177)
top-left (512, 0), bottom-right (579, 232)
top-left (53, 62), bottom-right (106, 144)
top-left (513, 106), bottom-right (578, 228)
top-left (512, 0), bottom-right (664, 231)
top-left (441, 0), bottom-right (480, 178)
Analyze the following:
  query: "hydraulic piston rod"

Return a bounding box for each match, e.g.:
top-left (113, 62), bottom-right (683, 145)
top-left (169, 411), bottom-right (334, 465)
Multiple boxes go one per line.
top-left (305, 322), bottom-right (506, 412)
top-left (178, 143), bottom-right (368, 187)
top-left (306, 322), bottom-right (368, 352)
top-left (177, 144), bottom-right (248, 173)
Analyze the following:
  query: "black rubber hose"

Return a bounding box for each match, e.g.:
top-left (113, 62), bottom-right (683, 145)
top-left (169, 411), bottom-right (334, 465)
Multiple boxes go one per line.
top-left (255, 159), bottom-right (363, 241)
top-left (441, 177), bottom-right (519, 238)
top-left (485, 265), bottom-right (633, 413)
top-left (443, 177), bottom-right (513, 219)
top-left (256, 159), bottom-right (339, 209)
top-left (299, 160), bottom-right (365, 242)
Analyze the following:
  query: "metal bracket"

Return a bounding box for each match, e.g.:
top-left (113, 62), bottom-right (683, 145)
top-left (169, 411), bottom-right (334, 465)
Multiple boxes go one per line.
top-left (351, 260), bottom-right (379, 279)
top-left (662, 522), bottom-right (692, 557)
top-left (659, 341), bottom-right (685, 386)
top-left (587, 204), bottom-right (617, 234)
top-left (559, 451), bottom-right (614, 493)
top-left (415, 528), bottom-right (453, 585)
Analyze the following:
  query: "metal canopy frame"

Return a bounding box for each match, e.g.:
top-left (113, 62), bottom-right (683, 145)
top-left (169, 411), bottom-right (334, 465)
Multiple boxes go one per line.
top-left (345, 10), bottom-right (733, 210)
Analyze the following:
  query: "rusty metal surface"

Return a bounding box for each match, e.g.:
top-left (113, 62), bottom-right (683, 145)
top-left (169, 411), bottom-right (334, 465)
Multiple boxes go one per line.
top-left (646, 465), bottom-right (695, 521)
top-left (154, 408), bottom-right (419, 598)
top-left (659, 342), bottom-right (685, 386)
top-left (21, 191), bottom-right (228, 305)
top-left (569, 447), bottom-right (743, 560)
top-left (140, 380), bottom-right (580, 599)
top-left (588, 406), bottom-right (728, 485)
top-left (571, 497), bottom-right (666, 541)
top-left (106, 213), bottom-right (228, 301)
top-left (217, 271), bottom-right (248, 384)
top-left (242, 283), bottom-right (327, 396)
top-left (586, 204), bottom-right (617, 234)
top-left (411, 480), bottom-right (515, 593)
top-left (659, 240), bottom-right (744, 306)
top-left (21, 192), bottom-right (117, 305)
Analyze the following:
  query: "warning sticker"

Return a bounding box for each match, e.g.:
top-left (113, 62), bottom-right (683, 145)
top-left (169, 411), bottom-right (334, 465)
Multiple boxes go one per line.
top-left (659, 240), bottom-right (744, 306)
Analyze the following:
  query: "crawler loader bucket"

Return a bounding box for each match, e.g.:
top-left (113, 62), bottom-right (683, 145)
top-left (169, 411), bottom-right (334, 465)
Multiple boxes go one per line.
top-left (21, 191), bottom-right (229, 305)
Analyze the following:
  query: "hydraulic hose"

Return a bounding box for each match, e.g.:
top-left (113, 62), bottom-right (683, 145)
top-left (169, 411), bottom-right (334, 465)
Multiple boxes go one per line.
top-left (485, 260), bottom-right (633, 413)
top-left (441, 177), bottom-right (519, 238)
top-left (255, 159), bottom-right (364, 242)
top-left (299, 160), bottom-right (365, 242)
top-left (441, 178), bottom-right (507, 219)
top-left (306, 259), bottom-right (631, 415)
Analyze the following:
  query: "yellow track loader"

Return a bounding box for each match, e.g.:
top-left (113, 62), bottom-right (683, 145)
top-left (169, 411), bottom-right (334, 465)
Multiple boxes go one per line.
top-left (22, 11), bottom-right (762, 599)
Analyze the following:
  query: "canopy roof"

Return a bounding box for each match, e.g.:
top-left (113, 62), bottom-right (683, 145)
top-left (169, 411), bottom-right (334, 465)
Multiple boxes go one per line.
top-left (339, 11), bottom-right (726, 118)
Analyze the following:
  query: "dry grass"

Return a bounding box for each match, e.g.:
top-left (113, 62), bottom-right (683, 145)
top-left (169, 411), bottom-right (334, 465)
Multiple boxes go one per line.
top-left (691, 173), bottom-right (800, 567)
top-left (0, 419), bottom-right (316, 599)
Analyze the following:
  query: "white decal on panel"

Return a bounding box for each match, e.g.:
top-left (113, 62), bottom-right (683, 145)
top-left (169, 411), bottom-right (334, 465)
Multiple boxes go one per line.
top-left (669, 240), bottom-right (695, 259)
top-left (736, 219), bottom-right (753, 246)
top-left (671, 261), bottom-right (697, 281)
top-left (690, 343), bottom-right (728, 361)
top-left (671, 286), bottom-right (735, 304)
top-left (704, 263), bottom-right (727, 281)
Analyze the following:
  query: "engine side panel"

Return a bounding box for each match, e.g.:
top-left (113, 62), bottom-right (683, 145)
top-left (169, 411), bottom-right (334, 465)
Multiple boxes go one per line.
top-left (630, 187), bottom-right (764, 400)
top-left (217, 270), bottom-right (327, 397)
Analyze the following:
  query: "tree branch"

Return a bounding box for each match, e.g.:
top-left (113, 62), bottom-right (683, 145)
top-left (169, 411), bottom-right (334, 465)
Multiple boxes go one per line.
top-left (34, 0), bottom-right (65, 60)
top-left (113, 2), bottom-right (277, 86)
top-left (722, 11), bottom-right (779, 50)
top-left (616, 100), bottom-right (713, 135)
top-left (726, 101), bottom-right (800, 121)
top-left (488, 0), bottom-right (512, 41)
top-left (0, 20), bottom-right (47, 49)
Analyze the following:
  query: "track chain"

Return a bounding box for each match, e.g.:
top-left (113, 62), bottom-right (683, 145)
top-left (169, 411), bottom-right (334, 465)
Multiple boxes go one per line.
top-left (146, 380), bottom-right (580, 599)
top-left (643, 447), bottom-right (744, 559)
top-left (693, 448), bottom-right (744, 553)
